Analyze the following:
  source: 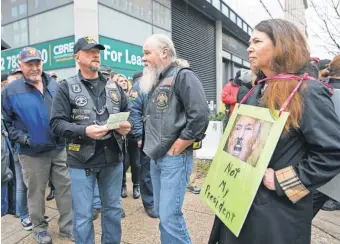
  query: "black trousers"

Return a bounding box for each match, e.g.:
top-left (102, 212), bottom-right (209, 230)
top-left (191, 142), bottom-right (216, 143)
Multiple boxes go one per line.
top-left (122, 136), bottom-right (140, 187)
top-left (312, 190), bottom-right (329, 217)
top-left (139, 150), bottom-right (154, 209)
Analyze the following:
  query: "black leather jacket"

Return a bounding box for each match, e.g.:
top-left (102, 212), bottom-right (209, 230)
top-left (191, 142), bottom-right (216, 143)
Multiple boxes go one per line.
top-left (143, 64), bottom-right (209, 160)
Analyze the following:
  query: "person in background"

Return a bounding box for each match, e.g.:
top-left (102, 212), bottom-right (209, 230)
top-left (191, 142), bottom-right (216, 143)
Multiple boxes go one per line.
top-left (115, 74), bottom-right (141, 200)
top-left (50, 73), bottom-right (57, 82)
top-left (174, 58), bottom-right (201, 195)
top-left (221, 76), bottom-right (239, 117)
top-left (234, 69), bottom-right (253, 102)
top-left (1, 74), bottom-right (8, 90)
top-left (2, 47), bottom-right (73, 244)
top-left (312, 55), bottom-right (340, 215)
top-left (100, 65), bottom-right (111, 81)
top-left (8, 69), bottom-right (23, 83)
top-left (129, 71), bottom-right (158, 218)
top-left (50, 37), bottom-right (131, 244)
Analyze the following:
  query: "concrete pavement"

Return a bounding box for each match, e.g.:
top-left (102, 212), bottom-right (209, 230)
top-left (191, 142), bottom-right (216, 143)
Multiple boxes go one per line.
top-left (1, 175), bottom-right (340, 244)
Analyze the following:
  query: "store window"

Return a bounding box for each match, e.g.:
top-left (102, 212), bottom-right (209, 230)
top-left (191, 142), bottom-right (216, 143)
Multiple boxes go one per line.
top-left (2, 0), bottom-right (28, 25)
top-left (99, 0), bottom-right (152, 23)
top-left (153, 1), bottom-right (171, 30)
top-left (154, 0), bottom-right (170, 8)
top-left (27, 0), bottom-right (73, 15)
top-left (29, 4), bottom-right (74, 44)
top-left (1, 19), bottom-right (29, 48)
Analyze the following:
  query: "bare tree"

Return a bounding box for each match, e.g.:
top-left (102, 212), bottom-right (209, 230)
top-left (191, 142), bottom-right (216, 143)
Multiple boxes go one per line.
top-left (309, 0), bottom-right (340, 56)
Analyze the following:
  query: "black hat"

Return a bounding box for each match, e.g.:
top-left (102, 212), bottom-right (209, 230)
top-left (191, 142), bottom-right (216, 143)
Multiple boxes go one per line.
top-left (317, 59), bottom-right (331, 71)
top-left (74, 37), bottom-right (105, 54)
top-left (9, 68), bottom-right (22, 76)
top-left (1, 74), bottom-right (8, 82)
top-left (100, 65), bottom-right (111, 75)
top-left (19, 47), bottom-right (42, 62)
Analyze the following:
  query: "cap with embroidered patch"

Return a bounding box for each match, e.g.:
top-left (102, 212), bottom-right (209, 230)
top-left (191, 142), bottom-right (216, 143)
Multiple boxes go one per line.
top-left (74, 37), bottom-right (105, 54)
top-left (19, 47), bottom-right (42, 63)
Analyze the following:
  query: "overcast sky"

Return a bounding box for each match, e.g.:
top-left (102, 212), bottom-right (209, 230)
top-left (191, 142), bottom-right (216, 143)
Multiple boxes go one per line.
top-left (224, 0), bottom-right (336, 60)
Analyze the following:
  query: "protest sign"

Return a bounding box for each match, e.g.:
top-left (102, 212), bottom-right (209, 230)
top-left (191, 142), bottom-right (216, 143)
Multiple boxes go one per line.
top-left (200, 104), bottom-right (289, 237)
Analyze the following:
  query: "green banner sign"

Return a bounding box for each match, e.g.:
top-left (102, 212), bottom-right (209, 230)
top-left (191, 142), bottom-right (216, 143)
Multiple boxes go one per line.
top-left (1, 36), bottom-right (75, 74)
top-left (100, 36), bottom-right (143, 77)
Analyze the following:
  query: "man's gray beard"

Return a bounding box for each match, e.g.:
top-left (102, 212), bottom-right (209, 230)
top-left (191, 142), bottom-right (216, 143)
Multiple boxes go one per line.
top-left (90, 64), bottom-right (100, 72)
top-left (140, 65), bottom-right (163, 94)
top-left (25, 75), bottom-right (41, 84)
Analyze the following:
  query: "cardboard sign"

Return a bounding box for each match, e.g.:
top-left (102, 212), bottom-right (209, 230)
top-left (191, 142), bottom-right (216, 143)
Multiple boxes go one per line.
top-left (200, 104), bottom-right (289, 237)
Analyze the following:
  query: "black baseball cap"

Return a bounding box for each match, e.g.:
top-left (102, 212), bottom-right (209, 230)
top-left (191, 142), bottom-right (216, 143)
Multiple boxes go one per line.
top-left (74, 37), bottom-right (105, 54)
top-left (9, 68), bottom-right (22, 76)
top-left (19, 47), bottom-right (42, 62)
top-left (100, 65), bottom-right (111, 75)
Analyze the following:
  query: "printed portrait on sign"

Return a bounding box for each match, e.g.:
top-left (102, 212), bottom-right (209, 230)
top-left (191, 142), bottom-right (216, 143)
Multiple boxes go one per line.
top-left (223, 115), bottom-right (273, 167)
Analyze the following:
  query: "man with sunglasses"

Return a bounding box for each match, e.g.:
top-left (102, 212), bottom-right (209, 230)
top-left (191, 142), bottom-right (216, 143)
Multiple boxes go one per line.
top-left (50, 37), bottom-right (131, 244)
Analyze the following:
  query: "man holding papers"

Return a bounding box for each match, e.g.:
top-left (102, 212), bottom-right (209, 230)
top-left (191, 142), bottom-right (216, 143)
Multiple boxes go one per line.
top-left (50, 36), bottom-right (131, 244)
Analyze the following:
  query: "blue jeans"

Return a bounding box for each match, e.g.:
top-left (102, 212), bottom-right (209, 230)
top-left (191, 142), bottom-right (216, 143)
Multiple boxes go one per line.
top-left (140, 150), bottom-right (154, 209)
top-left (93, 182), bottom-right (101, 209)
top-left (68, 163), bottom-right (123, 244)
top-left (14, 157), bottom-right (29, 220)
top-left (150, 151), bottom-right (193, 244)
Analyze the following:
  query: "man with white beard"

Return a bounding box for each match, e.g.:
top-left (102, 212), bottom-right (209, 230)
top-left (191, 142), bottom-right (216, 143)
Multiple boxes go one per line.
top-left (141, 34), bottom-right (210, 244)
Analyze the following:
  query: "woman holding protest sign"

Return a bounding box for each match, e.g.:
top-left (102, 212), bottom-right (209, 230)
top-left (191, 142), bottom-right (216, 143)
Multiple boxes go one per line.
top-left (208, 19), bottom-right (340, 244)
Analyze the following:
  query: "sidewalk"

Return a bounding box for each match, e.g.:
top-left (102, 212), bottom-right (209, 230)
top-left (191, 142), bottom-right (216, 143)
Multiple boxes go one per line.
top-left (1, 175), bottom-right (340, 244)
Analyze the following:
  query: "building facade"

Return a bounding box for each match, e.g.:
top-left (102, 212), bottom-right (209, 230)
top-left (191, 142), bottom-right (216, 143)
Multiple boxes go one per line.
top-left (2, 0), bottom-right (252, 112)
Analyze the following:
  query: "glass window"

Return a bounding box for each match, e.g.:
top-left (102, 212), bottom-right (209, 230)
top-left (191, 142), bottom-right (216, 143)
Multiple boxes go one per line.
top-left (212, 0), bottom-right (220, 9)
top-left (243, 22), bottom-right (248, 32)
top-left (222, 4), bottom-right (229, 17)
top-left (98, 5), bottom-right (152, 46)
top-left (29, 5), bottom-right (74, 44)
top-left (99, 0), bottom-right (152, 23)
top-left (248, 27), bottom-right (252, 35)
top-left (1, 0), bottom-right (28, 25)
top-left (229, 11), bottom-right (236, 23)
top-left (27, 0), bottom-right (73, 16)
top-left (1, 19), bottom-right (29, 48)
top-left (153, 1), bottom-right (171, 30)
top-left (237, 17), bottom-right (242, 28)
top-left (154, 0), bottom-right (170, 8)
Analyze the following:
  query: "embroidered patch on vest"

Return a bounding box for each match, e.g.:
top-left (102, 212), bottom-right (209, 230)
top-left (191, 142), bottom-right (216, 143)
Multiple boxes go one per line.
top-left (160, 76), bottom-right (174, 86)
top-left (74, 95), bottom-right (88, 107)
top-left (129, 89), bottom-right (138, 101)
top-left (71, 84), bottom-right (82, 93)
top-left (109, 90), bottom-right (120, 104)
top-left (72, 114), bottom-right (90, 121)
top-left (156, 92), bottom-right (168, 109)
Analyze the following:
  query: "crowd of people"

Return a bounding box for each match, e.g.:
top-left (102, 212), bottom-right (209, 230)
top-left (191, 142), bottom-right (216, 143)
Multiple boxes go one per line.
top-left (1, 18), bottom-right (340, 244)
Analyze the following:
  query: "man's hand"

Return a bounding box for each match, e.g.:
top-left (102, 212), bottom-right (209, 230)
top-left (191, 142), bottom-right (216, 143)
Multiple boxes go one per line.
top-left (115, 122), bottom-right (131, 136)
top-left (86, 125), bottom-right (110, 140)
top-left (167, 138), bottom-right (195, 156)
top-left (138, 140), bottom-right (142, 148)
top-left (263, 168), bottom-right (276, 191)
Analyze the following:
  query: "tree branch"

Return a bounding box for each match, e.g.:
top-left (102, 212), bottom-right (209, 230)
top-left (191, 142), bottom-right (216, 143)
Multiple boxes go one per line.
top-left (310, 0), bottom-right (340, 51)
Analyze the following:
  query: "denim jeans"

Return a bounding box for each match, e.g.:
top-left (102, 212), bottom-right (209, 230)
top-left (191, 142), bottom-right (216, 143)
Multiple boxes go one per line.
top-left (93, 182), bottom-right (101, 209)
top-left (140, 150), bottom-right (154, 209)
top-left (14, 157), bottom-right (29, 220)
top-left (68, 163), bottom-right (123, 244)
top-left (150, 151), bottom-right (193, 244)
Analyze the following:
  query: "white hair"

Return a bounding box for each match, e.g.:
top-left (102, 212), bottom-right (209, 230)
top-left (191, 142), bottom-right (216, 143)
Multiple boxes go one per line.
top-left (147, 34), bottom-right (177, 62)
top-left (175, 58), bottom-right (189, 68)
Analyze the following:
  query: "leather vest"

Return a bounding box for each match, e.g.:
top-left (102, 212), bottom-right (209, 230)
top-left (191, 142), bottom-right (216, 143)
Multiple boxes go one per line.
top-left (66, 75), bottom-right (123, 163)
top-left (143, 66), bottom-right (189, 160)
